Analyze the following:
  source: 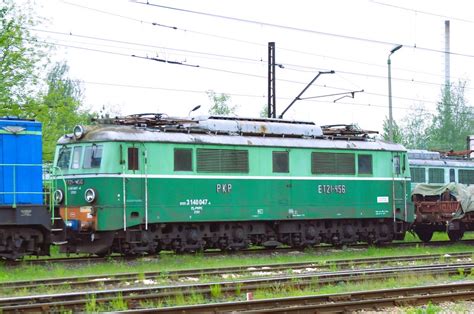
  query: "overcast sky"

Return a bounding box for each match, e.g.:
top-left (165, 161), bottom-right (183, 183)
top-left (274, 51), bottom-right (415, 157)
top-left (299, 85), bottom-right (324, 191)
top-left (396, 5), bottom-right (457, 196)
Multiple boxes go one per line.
top-left (35, 0), bottom-right (474, 132)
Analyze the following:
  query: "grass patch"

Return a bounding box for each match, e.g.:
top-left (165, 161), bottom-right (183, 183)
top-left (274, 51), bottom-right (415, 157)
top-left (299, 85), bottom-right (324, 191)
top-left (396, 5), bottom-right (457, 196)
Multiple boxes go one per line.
top-left (402, 231), bottom-right (474, 242)
top-left (1, 232), bottom-right (474, 293)
top-left (210, 284), bottom-right (222, 299)
top-left (139, 272), bottom-right (470, 309)
top-left (405, 301), bottom-right (442, 314)
top-left (252, 273), bottom-right (441, 299)
top-left (109, 292), bottom-right (128, 311)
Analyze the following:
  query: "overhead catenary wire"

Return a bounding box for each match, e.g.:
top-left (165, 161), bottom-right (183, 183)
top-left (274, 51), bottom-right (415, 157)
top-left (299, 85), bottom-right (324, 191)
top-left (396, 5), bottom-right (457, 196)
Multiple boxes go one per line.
top-left (137, 0), bottom-right (474, 58)
top-left (370, 0), bottom-right (474, 24)
top-left (61, 1), bottom-right (474, 82)
top-left (34, 29), bottom-right (472, 94)
top-left (37, 39), bottom-right (447, 106)
top-left (79, 80), bottom-right (435, 112)
top-left (32, 29), bottom-right (261, 64)
top-left (33, 1), bottom-right (473, 127)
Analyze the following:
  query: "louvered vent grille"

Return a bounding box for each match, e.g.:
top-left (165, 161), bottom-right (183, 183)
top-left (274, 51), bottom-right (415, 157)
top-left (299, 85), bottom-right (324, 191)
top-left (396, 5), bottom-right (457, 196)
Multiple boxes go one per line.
top-left (312, 152), bottom-right (355, 174)
top-left (428, 168), bottom-right (444, 183)
top-left (197, 149), bottom-right (249, 173)
top-left (410, 167), bottom-right (426, 183)
top-left (459, 169), bottom-right (474, 184)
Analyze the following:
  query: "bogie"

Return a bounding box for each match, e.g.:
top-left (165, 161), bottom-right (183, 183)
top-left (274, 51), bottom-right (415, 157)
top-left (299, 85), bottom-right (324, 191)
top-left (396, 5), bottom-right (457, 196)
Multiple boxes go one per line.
top-left (59, 218), bottom-right (403, 256)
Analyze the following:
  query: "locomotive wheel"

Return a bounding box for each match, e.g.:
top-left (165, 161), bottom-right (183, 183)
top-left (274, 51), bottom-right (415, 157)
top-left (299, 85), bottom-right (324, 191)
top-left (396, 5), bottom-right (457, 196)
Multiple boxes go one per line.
top-left (447, 230), bottom-right (464, 242)
top-left (416, 229), bottom-right (433, 243)
top-left (95, 249), bottom-right (111, 258)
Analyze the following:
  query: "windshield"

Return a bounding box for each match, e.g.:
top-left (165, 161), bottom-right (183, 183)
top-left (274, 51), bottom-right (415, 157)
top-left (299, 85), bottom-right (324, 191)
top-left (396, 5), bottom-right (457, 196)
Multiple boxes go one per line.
top-left (83, 145), bottom-right (103, 169)
top-left (57, 147), bottom-right (72, 169)
top-left (71, 146), bottom-right (82, 169)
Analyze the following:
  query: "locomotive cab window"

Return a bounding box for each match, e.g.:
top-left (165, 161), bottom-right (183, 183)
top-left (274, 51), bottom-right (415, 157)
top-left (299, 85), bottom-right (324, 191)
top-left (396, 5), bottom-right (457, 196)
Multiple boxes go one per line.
top-left (174, 148), bottom-right (192, 171)
top-left (312, 152), bottom-right (355, 175)
top-left (128, 147), bottom-right (139, 171)
top-left (57, 146), bottom-right (72, 169)
top-left (83, 145), bottom-right (103, 169)
top-left (358, 154), bottom-right (372, 175)
top-left (273, 151), bottom-right (289, 173)
top-left (393, 156), bottom-right (401, 175)
top-left (71, 146), bottom-right (83, 169)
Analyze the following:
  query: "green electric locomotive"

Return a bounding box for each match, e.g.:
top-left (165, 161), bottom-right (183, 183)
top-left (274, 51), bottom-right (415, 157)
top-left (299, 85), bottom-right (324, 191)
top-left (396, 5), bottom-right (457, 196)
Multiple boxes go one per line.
top-left (52, 114), bottom-right (413, 255)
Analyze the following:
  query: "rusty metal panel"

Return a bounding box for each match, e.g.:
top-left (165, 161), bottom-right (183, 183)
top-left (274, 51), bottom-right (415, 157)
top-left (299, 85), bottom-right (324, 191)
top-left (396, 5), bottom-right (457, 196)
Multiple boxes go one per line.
top-left (58, 125), bottom-right (406, 152)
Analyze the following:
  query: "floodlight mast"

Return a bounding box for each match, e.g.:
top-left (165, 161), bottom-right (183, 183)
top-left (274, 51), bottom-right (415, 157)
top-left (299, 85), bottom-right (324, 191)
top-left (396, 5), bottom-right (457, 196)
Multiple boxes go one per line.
top-left (387, 44), bottom-right (403, 142)
top-left (188, 105), bottom-right (201, 116)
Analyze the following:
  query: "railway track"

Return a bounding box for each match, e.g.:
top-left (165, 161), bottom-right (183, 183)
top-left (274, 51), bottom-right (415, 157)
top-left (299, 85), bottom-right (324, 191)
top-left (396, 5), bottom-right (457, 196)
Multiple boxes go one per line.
top-left (127, 282), bottom-right (474, 313)
top-left (1, 253), bottom-right (473, 312)
top-left (1, 251), bottom-right (472, 294)
top-left (13, 238), bottom-right (474, 266)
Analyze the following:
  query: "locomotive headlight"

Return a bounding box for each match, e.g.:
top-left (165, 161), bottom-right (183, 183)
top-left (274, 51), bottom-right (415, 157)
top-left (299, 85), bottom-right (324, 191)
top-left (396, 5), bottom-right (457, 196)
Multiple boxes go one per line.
top-left (73, 125), bottom-right (85, 139)
top-left (84, 188), bottom-right (97, 203)
top-left (54, 189), bottom-right (64, 204)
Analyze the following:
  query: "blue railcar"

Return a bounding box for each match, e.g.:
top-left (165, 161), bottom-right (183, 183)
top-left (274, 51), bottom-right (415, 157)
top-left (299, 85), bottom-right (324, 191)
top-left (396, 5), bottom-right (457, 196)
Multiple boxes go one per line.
top-left (0, 118), bottom-right (43, 205)
top-left (0, 117), bottom-right (50, 259)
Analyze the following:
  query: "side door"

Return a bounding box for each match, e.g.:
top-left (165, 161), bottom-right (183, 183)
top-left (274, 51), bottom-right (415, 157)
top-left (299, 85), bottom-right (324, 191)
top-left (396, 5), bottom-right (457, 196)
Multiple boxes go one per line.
top-left (122, 144), bottom-right (146, 229)
top-left (392, 152), bottom-right (408, 224)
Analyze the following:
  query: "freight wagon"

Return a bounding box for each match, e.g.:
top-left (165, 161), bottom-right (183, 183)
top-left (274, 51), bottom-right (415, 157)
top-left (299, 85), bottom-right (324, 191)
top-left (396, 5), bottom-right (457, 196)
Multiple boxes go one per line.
top-left (408, 149), bottom-right (474, 242)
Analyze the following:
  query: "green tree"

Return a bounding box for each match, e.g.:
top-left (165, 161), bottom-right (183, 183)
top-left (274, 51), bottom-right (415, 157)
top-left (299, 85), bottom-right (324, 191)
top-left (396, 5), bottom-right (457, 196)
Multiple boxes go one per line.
top-left (0, 1), bottom-right (91, 161)
top-left (36, 62), bottom-right (89, 161)
top-left (427, 81), bottom-right (474, 151)
top-left (0, 0), bottom-right (47, 114)
top-left (207, 90), bottom-right (236, 115)
top-left (259, 104), bottom-right (269, 118)
top-left (400, 104), bottom-right (432, 149)
top-left (381, 117), bottom-right (403, 143)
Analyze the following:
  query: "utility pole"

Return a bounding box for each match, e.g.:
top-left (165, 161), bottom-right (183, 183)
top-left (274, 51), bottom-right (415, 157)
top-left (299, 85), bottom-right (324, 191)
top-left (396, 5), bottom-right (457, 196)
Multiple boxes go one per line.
top-left (267, 42), bottom-right (276, 118)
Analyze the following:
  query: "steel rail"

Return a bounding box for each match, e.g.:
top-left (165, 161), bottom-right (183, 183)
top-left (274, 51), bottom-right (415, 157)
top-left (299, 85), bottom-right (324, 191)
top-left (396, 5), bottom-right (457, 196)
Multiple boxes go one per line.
top-left (124, 282), bottom-right (474, 313)
top-left (1, 252), bottom-right (472, 293)
top-left (1, 261), bottom-right (473, 312)
top-left (14, 239), bottom-right (474, 266)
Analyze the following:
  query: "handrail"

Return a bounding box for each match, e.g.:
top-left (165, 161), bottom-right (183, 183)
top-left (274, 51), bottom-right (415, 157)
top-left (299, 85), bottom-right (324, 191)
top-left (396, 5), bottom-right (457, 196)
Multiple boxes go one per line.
top-left (50, 166), bottom-right (68, 225)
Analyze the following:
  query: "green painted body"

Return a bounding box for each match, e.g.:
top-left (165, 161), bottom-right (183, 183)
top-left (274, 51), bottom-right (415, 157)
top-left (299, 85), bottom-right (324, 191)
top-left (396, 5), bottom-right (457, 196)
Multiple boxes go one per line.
top-left (54, 139), bottom-right (413, 232)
